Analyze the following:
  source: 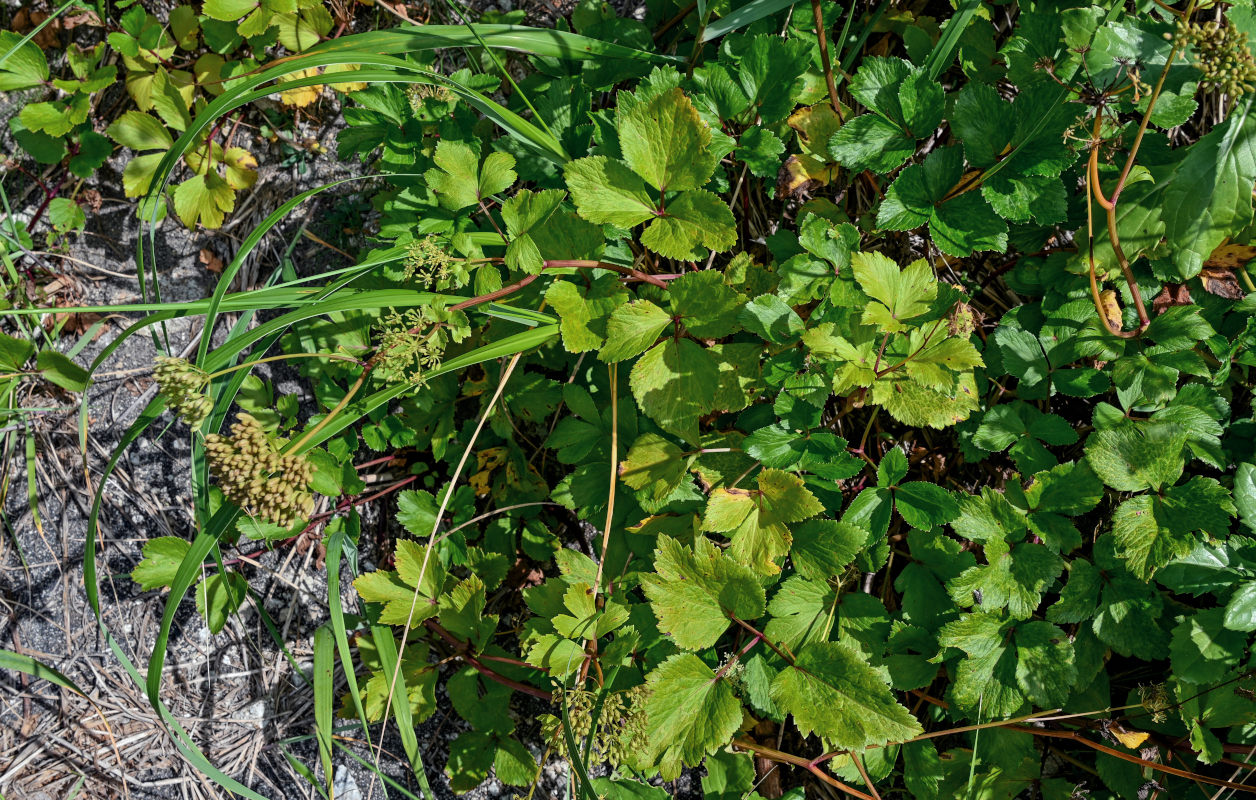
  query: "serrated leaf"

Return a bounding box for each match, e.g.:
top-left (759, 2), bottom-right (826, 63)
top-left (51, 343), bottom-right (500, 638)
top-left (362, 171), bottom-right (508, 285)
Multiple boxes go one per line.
top-left (629, 338), bottom-right (720, 443)
top-left (642, 653), bottom-right (743, 780)
top-left (641, 535), bottom-right (765, 650)
top-left (564, 155), bottom-right (656, 227)
top-left (1084, 422), bottom-right (1187, 492)
top-left (703, 469), bottom-right (823, 573)
top-left (618, 87), bottom-right (716, 191)
top-left (641, 189), bottom-right (736, 260)
top-left (132, 536), bottom-right (191, 591)
top-left (770, 641), bottom-right (922, 748)
top-left (424, 139), bottom-right (517, 212)
top-left (600, 300), bottom-right (672, 362)
top-left (851, 252), bottom-right (936, 332)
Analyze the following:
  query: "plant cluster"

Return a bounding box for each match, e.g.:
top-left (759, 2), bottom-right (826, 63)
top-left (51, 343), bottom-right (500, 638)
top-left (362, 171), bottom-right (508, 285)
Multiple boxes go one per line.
top-left (13, 0), bottom-right (1256, 796)
top-left (1, 0), bottom-right (348, 242)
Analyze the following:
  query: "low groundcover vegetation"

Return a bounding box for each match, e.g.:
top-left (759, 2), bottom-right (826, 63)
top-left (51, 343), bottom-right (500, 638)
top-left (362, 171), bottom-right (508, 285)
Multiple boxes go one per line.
top-left (4, 0), bottom-right (1256, 797)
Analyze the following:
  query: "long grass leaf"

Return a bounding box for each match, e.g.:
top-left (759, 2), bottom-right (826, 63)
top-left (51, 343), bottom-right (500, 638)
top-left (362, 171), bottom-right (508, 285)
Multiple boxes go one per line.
top-left (313, 624), bottom-right (335, 791)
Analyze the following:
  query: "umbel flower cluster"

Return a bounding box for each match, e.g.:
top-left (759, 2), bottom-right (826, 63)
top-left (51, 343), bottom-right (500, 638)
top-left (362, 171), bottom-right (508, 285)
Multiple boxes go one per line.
top-left (1174, 17), bottom-right (1256, 97)
top-left (542, 684), bottom-right (650, 767)
top-left (153, 356), bottom-right (213, 426)
top-left (374, 302), bottom-right (472, 385)
top-left (204, 414), bottom-right (315, 528)
top-left (403, 236), bottom-right (469, 290)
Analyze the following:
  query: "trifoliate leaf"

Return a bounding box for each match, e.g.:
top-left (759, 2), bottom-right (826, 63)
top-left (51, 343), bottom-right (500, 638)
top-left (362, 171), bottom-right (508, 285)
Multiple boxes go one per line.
top-left (851, 252), bottom-right (936, 332)
top-left (1113, 477), bottom-right (1236, 579)
top-left (938, 613), bottom-right (1076, 716)
top-left (703, 469), bottom-right (824, 573)
top-left (642, 653), bottom-right (743, 780)
top-left (770, 641), bottom-right (922, 748)
top-left (424, 139), bottom-right (517, 212)
top-left (878, 146), bottom-right (1008, 257)
top-left (742, 422), bottom-right (862, 479)
top-left (948, 542), bottom-right (1064, 619)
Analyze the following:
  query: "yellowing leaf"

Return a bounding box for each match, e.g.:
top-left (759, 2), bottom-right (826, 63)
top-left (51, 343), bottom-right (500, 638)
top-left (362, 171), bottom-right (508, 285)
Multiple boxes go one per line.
top-left (279, 68), bottom-right (323, 107)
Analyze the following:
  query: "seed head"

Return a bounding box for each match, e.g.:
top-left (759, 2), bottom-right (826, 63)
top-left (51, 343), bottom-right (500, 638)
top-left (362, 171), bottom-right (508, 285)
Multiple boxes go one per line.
top-left (154, 356), bottom-right (213, 426)
top-left (204, 414), bottom-right (316, 528)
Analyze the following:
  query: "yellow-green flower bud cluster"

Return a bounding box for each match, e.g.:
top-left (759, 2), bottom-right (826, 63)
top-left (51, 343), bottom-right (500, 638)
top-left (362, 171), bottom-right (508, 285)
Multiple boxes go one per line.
top-left (204, 414), bottom-right (315, 528)
top-left (1174, 18), bottom-right (1256, 97)
top-left (403, 236), bottom-right (468, 291)
top-left (542, 684), bottom-right (650, 768)
top-left (406, 84), bottom-right (454, 116)
top-left (374, 303), bottom-right (471, 385)
top-left (154, 356), bottom-right (212, 426)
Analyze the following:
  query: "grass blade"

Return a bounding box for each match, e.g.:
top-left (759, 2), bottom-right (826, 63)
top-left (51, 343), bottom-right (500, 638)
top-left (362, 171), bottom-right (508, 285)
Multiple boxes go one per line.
top-left (314, 624), bottom-right (335, 792)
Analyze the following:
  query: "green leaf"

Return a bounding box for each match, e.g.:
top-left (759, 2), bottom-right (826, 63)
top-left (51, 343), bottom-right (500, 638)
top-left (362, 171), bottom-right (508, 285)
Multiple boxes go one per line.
top-left (1223, 581), bottom-right (1256, 631)
top-left (703, 468), bottom-right (824, 573)
top-left (1113, 477), bottom-right (1236, 579)
top-left (546, 276), bottom-right (629, 353)
top-left (1163, 99), bottom-right (1256, 279)
top-left (791, 520), bottom-right (869, 581)
top-left (203, 0), bottom-right (261, 21)
top-left (600, 300), bottom-right (672, 362)
top-left (1084, 422), bottom-right (1187, 492)
top-left (938, 613), bottom-right (1076, 716)
top-left (618, 87), bottom-right (716, 191)
top-left (668, 270), bottom-right (745, 339)
top-left (424, 139), bottom-right (517, 212)
top-left (878, 146), bottom-right (1008, 257)
top-left (106, 111), bottom-right (174, 151)
top-left (739, 295), bottom-right (804, 343)
top-left (1170, 608), bottom-right (1244, 684)
top-left (737, 126), bottom-right (784, 177)
top-left (948, 542), bottom-right (1064, 619)
top-left (0, 31), bottom-right (49, 90)
top-left (895, 482), bottom-right (959, 530)
top-left (641, 189), bottom-right (737, 261)
top-left (37, 350), bottom-right (90, 392)
top-left (829, 114), bottom-right (917, 174)
top-left (1236, 463), bottom-right (1256, 534)
top-left (629, 338), bottom-right (720, 442)
top-left (132, 536), bottom-right (191, 591)
top-left (196, 571), bottom-right (247, 634)
top-left (743, 423), bottom-right (862, 479)
top-left (173, 173), bottom-right (236, 229)
top-left (641, 535), bottom-right (765, 650)
top-left (564, 155), bottom-right (656, 227)
top-left (765, 576), bottom-right (835, 651)
top-left (850, 252), bottom-right (936, 333)
top-left (620, 433), bottom-right (689, 504)
top-left (642, 653), bottom-right (744, 780)
top-left (770, 641), bottom-right (922, 749)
